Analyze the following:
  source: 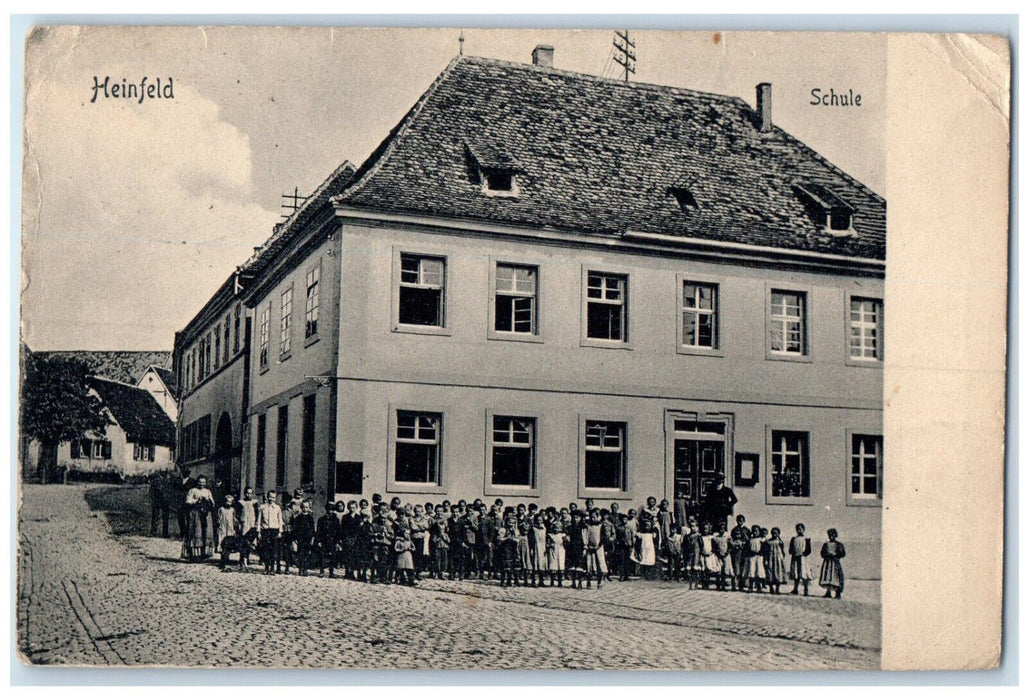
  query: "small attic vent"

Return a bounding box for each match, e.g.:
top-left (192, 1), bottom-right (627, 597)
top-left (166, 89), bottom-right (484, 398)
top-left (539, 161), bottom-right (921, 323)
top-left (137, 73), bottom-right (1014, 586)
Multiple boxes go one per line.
top-left (668, 186), bottom-right (699, 211)
top-left (794, 183), bottom-right (855, 235)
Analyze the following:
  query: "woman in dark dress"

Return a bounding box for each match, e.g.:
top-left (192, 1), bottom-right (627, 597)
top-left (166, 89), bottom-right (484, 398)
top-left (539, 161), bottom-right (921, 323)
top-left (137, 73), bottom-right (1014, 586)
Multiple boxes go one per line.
top-left (819, 528), bottom-right (847, 599)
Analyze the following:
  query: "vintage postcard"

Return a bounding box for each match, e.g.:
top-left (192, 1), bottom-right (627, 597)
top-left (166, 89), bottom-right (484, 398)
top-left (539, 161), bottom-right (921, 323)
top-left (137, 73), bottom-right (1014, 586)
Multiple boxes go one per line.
top-left (17, 26), bottom-right (1009, 672)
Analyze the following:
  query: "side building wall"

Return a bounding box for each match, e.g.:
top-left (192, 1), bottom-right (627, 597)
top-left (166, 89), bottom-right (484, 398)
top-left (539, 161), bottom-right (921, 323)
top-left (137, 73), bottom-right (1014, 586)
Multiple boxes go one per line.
top-left (244, 228), bottom-right (341, 501)
top-left (176, 297), bottom-right (249, 494)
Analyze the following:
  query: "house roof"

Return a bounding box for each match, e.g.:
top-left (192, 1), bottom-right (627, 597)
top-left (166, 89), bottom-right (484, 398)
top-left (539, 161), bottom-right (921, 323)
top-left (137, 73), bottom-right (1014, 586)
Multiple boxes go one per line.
top-left (34, 350), bottom-right (172, 386)
top-left (88, 376), bottom-right (176, 447)
top-left (337, 55), bottom-right (886, 261)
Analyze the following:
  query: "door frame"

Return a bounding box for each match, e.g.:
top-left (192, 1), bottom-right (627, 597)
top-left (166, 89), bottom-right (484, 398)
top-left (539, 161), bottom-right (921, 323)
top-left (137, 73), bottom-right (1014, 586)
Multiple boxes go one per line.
top-left (663, 408), bottom-right (735, 503)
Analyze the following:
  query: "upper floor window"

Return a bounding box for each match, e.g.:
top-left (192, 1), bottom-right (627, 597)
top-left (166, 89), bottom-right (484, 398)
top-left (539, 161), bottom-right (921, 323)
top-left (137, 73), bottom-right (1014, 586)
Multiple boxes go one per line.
top-left (586, 272), bottom-right (628, 342)
top-left (233, 304), bottom-right (241, 354)
top-left (305, 263), bottom-right (320, 339)
top-left (770, 430), bottom-right (810, 500)
top-left (849, 297), bottom-right (883, 361)
top-left (280, 286), bottom-right (293, 357)
top-left (682, 281), bottom-right (718, 349)
top-left (213, 323), bottom-right (221, 370)
top-left (258, 302), bottom-right (270, 370)
top-left (490, 416), bottom-right (536, 488)
top-left (584, 420), bottom-right (627, 491)
top-left (395, 410), bottom-right (442, 484)
top-left (769, 290), bottom-right (807, 356)
top-left (494, 264), bottom-right (537, 335)
top-left (223, 318), bottom-right (231, 364)
top-left (399, 254), bottom-right (445, 328)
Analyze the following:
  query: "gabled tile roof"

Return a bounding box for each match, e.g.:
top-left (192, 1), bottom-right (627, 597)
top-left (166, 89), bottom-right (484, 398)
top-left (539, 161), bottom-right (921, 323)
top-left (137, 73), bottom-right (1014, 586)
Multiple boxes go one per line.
top-left (88, 376), bottom-right (176, 447)
top-left (337, 55), bottom-right (885, 261)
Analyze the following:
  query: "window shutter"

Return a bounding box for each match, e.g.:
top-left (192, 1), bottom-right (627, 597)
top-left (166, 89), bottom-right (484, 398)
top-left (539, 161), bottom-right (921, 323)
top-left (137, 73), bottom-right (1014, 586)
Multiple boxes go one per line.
top-left (71, 440), bottom-right (80, 458)
top-left (83, 439), bottom-right (93, 459)
top-left (102, 441), bottom-right (112, 459)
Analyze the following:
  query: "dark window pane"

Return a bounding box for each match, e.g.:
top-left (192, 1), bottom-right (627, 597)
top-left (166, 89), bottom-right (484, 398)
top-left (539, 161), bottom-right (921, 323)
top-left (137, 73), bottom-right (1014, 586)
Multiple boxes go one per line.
top-left (396, 442), bottom-right (437, 483)
top-left (585, 451), bottom-right (623, 489)
top-left (587, 303), bottom-right (623, 340)
top-left (492, 446), bottom-right (532, 486)
top-left (495, 295), bottom-right (513, 332)
top-left (399, 287), bottom-right (442, 326)
top-left (485, 171), bottom-right (513, 191)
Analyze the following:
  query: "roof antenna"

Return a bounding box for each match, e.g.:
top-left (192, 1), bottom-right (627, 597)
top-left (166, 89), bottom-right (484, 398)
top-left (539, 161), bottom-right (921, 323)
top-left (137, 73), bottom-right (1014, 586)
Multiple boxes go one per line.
top-left (459, 30), bottom-right (465, 56)
top-left (280, 186), bottom-right (308, 221)
top-left (613, 30), bottom-right (636, 81)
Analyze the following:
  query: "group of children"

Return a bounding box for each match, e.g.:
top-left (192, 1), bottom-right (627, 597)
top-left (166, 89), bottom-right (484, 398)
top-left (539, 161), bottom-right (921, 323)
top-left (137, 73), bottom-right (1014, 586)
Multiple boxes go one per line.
top-left (196, 491), bottom-right (847, 599)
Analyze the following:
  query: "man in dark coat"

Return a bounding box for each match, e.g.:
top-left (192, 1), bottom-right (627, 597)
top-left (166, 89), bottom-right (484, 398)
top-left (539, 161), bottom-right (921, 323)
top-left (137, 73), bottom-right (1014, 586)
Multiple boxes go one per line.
top-left (706, 475), bottom-right (739, 532)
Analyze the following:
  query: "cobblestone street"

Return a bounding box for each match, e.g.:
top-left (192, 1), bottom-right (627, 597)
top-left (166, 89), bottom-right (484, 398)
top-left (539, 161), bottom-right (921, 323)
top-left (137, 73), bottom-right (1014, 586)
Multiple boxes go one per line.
top-left (17, 484), bottom-right (880, 670)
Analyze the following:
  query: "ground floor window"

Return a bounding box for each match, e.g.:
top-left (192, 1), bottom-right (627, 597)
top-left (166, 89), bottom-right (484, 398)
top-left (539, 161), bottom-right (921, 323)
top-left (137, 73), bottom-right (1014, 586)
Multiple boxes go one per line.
top-left (490, 416), bottom-right (535, 487)
top-left (133, 443), bottom-right (156, 462)
top-left (584, 420), bottom-right (627, 490)
top-left (70, 438), bottom-right (111, 460)
top-left (255, 413), bottom-right (267, 491)
top-left (770, 430), bottom-right (810, 499)
top-left (395, 411), bottom-right (442, 484)
top-left (276, 406), bottom-right (289, 488)
top-left (181, 415), bottom-right (211, 463)
top-left (301, 394), bottom-right (316, 485)
top-left (850, 433), bottom-right (883, 500)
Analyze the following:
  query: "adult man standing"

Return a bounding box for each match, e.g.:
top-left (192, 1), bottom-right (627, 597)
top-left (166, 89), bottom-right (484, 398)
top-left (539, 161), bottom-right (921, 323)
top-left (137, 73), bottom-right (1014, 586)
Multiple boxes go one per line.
top-left (706, 475), bottom-right (739, 532)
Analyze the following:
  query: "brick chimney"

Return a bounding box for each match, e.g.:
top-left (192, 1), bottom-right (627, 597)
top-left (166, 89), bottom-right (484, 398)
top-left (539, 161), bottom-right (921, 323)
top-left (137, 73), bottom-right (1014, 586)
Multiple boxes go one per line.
top-left (532, 45), bottom-right (554, 68)
top-left (756, 82), bottom-right (772, 132)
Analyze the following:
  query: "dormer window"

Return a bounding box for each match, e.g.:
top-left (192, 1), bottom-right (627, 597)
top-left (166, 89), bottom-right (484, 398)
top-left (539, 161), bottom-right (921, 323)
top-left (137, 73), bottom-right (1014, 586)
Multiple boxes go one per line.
top-left (484, 169), bottom-right (515, 193)
top-left (794, 182), bottom-right (855, 236)
top-left (466, 142), bottom-right (521, 198)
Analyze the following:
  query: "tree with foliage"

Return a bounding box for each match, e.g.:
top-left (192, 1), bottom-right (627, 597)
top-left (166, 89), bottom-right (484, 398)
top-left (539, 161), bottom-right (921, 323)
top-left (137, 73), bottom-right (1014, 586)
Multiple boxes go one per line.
top-left (20, 353), bottom-right (108, 483)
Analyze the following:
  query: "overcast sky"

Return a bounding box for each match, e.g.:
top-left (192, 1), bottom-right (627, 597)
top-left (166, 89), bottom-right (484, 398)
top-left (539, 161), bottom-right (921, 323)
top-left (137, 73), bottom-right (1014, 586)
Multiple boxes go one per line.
top-left (21, 26), bottom-right (885, 352)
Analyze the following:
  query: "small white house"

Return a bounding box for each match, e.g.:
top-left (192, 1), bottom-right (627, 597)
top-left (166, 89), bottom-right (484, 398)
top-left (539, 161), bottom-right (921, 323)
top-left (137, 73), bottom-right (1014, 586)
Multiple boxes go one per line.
top-left (26, 376), bottom-right (177, 480)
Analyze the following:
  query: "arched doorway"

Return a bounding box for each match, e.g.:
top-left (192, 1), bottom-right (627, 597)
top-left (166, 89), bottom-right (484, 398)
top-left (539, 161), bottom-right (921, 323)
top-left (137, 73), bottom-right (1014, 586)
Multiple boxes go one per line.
top-left (214, 413), bottom-right (233, 497)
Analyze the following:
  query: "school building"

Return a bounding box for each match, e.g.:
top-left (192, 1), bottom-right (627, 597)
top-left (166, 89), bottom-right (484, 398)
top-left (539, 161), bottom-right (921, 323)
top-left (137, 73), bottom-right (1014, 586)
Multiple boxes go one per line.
top-left (174, 47), bottom-right (885, 577)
